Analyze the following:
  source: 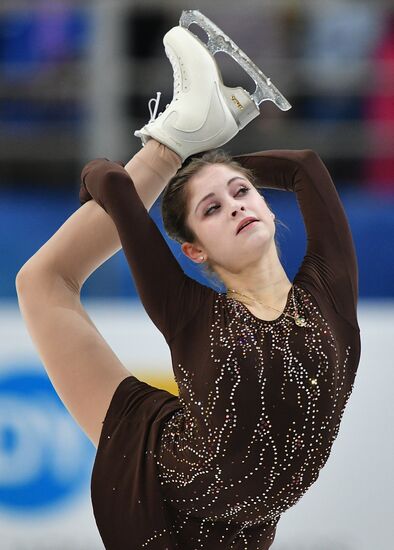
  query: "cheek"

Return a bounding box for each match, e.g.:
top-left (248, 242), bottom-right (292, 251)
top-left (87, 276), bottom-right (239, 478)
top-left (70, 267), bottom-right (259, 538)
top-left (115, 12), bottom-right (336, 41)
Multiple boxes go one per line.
top-left (256, 200), bottom-right (271, 219)
top-left (188, 218), bottom-right (217, 251)
top-left (199, 220), bottom-right (230, 255)
top-left (260, 199), bottom-right (274, 219)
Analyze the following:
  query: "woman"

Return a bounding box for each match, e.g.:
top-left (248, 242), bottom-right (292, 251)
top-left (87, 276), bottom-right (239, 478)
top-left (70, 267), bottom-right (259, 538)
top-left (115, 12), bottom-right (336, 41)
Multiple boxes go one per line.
top-left (16, 22), bottom-right (360, 550)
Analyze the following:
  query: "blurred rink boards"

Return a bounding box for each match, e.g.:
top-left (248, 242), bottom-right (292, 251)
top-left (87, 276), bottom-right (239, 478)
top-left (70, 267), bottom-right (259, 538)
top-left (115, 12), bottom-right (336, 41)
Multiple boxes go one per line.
top-left (0, 298), bottom-right (393, 550)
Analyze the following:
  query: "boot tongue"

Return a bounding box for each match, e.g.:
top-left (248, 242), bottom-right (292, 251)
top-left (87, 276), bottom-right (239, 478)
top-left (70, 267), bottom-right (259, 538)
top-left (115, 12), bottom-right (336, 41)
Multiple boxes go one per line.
top-left (165, 47), bottom-right (182, 100)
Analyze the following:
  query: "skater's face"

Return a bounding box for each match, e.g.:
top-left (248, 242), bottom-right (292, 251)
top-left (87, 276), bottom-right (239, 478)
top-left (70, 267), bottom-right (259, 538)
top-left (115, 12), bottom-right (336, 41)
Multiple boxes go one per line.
top-left (181, 164), bottom-right (276, 272)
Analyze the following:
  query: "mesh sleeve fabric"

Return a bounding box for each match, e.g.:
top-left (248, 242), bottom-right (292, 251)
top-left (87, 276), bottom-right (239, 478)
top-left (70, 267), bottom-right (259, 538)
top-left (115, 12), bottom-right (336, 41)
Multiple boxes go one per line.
top-left (233, 149), bottom-right (359, 329)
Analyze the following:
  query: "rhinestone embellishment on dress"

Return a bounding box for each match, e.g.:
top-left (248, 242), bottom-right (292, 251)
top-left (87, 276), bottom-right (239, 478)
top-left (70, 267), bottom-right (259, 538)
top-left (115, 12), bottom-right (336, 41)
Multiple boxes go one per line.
top-left (150, 284), bottom-right (355, 548)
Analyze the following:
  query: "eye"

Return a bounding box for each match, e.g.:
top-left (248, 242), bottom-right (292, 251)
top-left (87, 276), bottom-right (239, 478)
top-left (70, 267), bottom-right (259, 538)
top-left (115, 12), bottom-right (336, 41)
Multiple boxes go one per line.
top-left (203, 186), bottom-right (250, 216)
top-left (204, 204), bottom-right (219, 216)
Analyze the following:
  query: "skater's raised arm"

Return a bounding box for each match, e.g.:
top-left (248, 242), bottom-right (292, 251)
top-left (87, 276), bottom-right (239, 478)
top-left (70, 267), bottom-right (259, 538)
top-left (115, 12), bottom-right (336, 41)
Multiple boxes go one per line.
top-left (82, 149), bottom-right (212, 344)
top-left (233, 149), bottom-right (359, 329)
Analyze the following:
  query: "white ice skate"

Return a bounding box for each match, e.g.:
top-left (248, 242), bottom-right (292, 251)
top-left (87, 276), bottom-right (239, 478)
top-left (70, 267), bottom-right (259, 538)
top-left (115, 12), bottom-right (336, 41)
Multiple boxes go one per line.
top-left (134, 10), bottom-right (291, 162)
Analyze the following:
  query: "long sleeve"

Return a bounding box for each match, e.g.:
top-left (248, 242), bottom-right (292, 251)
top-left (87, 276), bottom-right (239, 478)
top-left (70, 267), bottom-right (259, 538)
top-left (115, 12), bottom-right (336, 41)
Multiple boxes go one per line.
top-left (233, 149), bottom-right (359, 329)
top-left (81, 159), bottom-right (212, 344)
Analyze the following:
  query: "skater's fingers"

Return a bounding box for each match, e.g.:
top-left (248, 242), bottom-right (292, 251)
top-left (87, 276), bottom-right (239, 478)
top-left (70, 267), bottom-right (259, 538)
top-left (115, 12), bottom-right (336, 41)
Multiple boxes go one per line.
top-left (79, 180), bottom-right (92, 206)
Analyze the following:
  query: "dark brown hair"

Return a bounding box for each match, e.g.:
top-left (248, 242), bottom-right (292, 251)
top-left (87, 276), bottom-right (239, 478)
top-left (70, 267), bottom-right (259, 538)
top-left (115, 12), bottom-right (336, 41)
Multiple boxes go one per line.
top-left (161, 149), bottom-right (285, 284)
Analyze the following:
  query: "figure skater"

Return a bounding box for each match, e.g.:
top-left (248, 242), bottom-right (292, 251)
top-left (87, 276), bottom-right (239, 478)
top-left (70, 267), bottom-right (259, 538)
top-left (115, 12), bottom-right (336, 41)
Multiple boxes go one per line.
top-left (16, 12), bottom-right (360, 550)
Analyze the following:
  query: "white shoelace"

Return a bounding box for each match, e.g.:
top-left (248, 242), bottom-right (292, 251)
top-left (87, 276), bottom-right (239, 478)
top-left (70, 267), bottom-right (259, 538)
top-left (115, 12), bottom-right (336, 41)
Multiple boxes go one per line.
top-left (148, 92), bottom-right (162, 122)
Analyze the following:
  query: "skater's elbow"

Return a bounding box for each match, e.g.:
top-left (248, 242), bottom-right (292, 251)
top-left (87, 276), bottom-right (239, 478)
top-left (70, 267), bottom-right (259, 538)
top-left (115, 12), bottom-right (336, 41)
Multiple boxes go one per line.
top-left (297, 149), bottom-right (319, 164)
top-left (16, 262), bottom-right (79, 298)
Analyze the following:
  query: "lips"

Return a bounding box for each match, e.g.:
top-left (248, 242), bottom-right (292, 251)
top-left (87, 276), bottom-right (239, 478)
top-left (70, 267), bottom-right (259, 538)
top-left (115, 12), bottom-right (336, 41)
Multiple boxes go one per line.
top-left (236, 217), bottom-right (259, 235)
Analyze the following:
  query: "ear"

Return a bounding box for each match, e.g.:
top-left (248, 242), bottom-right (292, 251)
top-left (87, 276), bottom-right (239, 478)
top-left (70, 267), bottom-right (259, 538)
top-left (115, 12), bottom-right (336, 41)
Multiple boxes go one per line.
top-left (181, 242), bottom-right (206, 264)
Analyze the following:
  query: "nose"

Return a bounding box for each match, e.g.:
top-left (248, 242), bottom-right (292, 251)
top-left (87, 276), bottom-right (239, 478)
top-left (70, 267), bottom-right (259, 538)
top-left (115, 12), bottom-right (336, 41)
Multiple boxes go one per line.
top-left (231, 205), bottom-right (245, 217)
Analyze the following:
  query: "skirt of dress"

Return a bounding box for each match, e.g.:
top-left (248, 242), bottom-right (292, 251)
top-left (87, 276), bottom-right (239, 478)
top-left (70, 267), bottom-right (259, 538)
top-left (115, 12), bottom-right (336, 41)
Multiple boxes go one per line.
top-left (91, 375), bottom-right (278, 550)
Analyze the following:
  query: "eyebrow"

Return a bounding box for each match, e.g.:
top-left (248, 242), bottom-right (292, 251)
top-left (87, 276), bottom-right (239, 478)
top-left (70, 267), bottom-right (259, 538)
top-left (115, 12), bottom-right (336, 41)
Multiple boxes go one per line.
top-left (194, 176), bottom-right (247, 214)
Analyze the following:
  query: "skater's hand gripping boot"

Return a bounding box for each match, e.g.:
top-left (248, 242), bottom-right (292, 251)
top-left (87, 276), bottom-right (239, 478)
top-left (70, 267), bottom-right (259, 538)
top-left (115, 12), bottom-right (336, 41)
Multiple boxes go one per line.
top-left (134, 11), bottom-right (291, 163)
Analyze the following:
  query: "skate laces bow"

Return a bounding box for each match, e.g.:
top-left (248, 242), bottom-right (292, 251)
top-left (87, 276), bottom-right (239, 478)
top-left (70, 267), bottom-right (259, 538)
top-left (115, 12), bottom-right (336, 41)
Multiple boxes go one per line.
top-left (148, 91), bottom-right (162, 122)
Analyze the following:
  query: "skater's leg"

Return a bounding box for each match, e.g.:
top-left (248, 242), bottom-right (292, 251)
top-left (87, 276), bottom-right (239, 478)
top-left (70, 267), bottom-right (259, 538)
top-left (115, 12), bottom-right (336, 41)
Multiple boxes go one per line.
top-left (16, 138), bottom-right (180, 449)
top-left (123, 139), bottom-right (181, 211)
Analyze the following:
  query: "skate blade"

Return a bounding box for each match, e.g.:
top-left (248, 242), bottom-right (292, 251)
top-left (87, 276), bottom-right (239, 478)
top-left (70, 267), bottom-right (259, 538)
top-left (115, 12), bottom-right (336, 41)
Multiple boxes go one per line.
top-left (179, 10), bottom-right (292, 112)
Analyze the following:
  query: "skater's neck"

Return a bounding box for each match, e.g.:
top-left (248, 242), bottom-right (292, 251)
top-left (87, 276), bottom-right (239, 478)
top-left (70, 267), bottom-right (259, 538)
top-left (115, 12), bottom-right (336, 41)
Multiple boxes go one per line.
top-left (218, 248), bottom-right (292, 308)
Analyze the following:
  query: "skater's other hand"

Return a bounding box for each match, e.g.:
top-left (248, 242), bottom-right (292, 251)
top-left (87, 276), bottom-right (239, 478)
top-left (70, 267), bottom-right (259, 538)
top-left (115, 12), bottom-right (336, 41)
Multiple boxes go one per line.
top-left (79, 159), bottom-right (125, 209)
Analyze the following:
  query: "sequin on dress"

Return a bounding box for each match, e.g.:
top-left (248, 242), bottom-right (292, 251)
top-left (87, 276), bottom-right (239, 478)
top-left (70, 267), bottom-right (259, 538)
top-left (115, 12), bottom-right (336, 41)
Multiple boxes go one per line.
top-left (84, 149), bottom-right (361, 549)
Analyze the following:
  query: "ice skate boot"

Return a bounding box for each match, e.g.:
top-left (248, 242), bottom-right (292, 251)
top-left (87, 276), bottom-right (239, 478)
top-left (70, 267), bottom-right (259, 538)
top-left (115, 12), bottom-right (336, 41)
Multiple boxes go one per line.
top-left (134, 10), bottom-right (291, 162)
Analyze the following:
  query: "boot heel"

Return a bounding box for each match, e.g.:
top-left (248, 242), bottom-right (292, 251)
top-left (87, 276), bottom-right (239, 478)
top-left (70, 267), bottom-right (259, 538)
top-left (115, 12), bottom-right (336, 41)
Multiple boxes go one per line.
top-left (220, 85), bottom-right (260, 130)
